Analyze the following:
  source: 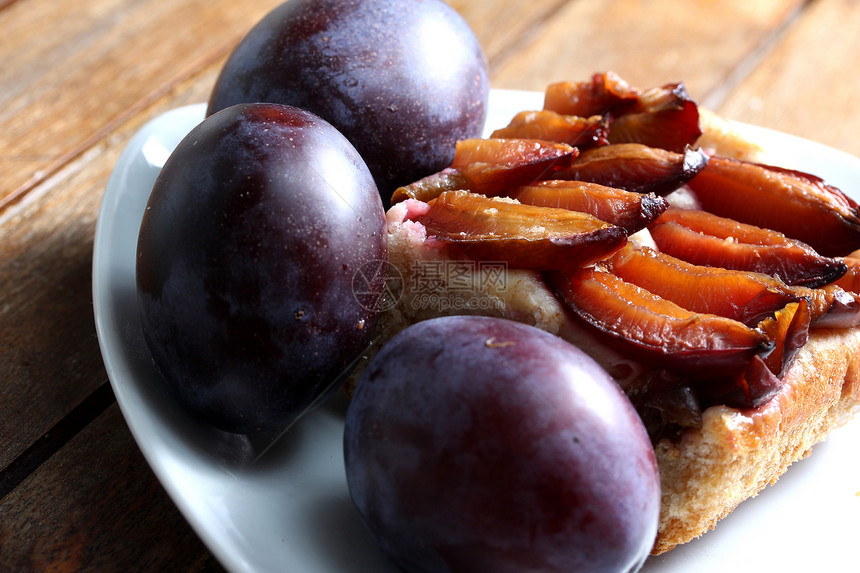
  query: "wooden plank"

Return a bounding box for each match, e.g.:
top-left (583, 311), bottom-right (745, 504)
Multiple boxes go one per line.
top-left (489, 0), bottom-right (805, 101)
top-left (0, 405), bottom-right (223, 571)
top-left (0, 57), bottom-right (220, 471)
top-left (0, 0), bottom-right (281, 212)
top-left (0, 0), bottom-right (271, 472)
top-left (715, 0), bottom-right (860, 158)
top-left (0, 384), bottom-right (115, 500)
top-left (0, 163), bottom-right (109, 472)
top-left (449, 0), bottom-right (569, 68)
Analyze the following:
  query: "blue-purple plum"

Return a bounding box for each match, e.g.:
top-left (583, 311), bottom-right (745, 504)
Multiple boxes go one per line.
top-left (207, 0), bottom-right (490, 205)
top-left (344, 315), bottom-right (660, 572)
top-left (136, 103), bottom-right (387, 434)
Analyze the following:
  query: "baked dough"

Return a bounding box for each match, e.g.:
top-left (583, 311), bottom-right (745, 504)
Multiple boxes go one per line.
top-left (653, 327), bottom-right (860, 553)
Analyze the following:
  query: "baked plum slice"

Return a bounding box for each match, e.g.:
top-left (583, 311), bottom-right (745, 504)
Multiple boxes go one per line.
top-left (548, 266), bottom-right (774, 377)
top-left (702, 300), bottom-right (810, 409)
top-left (543, 71), bottom-right (640, 117)
top-left (543, 73), bottom-right (701, 152)
top-left (605, 245), bottom-right (798, 325)
top-left (512, 180), bottom-right (668, 234)
top-left (550, 267), bottom-right (811, 408)
top-left (758, 300), bottom-right (810, 377)
top-left (609, 239), bottom-right (858, 328)
top-left (391, 138), bottom-right (577, 203)
top-left (686, 155), bottom-right (860, 256)
top-left (649, 207), bottom-right (847, 287)
top-left (607, 82), bottom-right (702, 153)
top-left (490, 110), bottom-right (610, 149)
top-left (557, 143), bottom-right (709, 196)
top-left (793, 284), bottom-right (860, 329)
top-left (413, 191), bottom-right (627, 271)
top-left (833, 255), bottom-right (860, 293)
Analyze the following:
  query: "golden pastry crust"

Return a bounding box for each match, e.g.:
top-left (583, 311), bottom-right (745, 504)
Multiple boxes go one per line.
top-left (652, 327), bottom-right (860, 554)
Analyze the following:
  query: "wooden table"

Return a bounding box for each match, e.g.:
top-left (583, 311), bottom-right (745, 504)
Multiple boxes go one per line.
top-left (2, 0), bottom-right (859, 570)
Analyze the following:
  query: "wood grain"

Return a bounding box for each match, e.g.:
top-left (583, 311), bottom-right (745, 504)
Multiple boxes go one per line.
top-left (0, 405), bottom-right (224, 572)
top-left (0, 0), bottom-right (270, 472)
top-left (449, 0), bottom-right (570, 69)
top-left (0, 0), bottom-right (281, 212)
top-left (0, 58), bottom-right (221, 471)
top-left (716, 0), bottom-right (860, 157)
top-left (490, 0), bottom-right (806, 103)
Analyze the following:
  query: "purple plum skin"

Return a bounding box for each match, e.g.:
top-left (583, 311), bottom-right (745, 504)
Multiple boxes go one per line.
top-left (207, 0), bottom-right (490, 204)
top-left (344, 315), bottom-right (660, 573)
top-left (136, 103), bottom-right (387, 435)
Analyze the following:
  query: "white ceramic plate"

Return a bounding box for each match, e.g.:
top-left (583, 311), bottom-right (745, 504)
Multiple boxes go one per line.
top-left (93, 90), bottom-right (860, 573)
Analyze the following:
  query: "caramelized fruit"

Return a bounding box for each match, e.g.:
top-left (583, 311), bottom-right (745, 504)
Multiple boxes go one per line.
top-left (414, 191), bottom-right (627, 270)
top-left (391, 138), bottom-right (577, 204)
top-left (543, 74), bottom-right (700, 152)
top-left (649, 207), bottom-right (847, 287)
top-left (607, 82), bottom-right (701, 152)
top-left (549, 267), bottom-right (774, 376)
top-left (833, 255), bottom-right (860, 292)
top-left (702, 301), bottom-right (810, 409)
top-left (757, 301), bottom-right (810, 377)
top-left (606, 245), bottom-right (798, 325)
top-left (512, 180), bottom-right (668, 234)
top-left (558, 143), bottom-right (709, 196)
top-left (543, 71), bottom-right (640, 117)
top-left (794, 285), bottom-right (860, 329)
top-left (389, 168), bottom-right (468, 204)
top-left (490, 110), bottom-right (610, 149)
top-left (687, 156), bottom-right (860, 256)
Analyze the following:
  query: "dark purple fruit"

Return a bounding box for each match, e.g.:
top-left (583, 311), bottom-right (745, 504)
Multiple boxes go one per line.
top-left (207, 0), bottom-right (490, 205)
top-left (136, 103), bottom-right (387, 434)
top-left (344, 315), bottom-right (660, 573)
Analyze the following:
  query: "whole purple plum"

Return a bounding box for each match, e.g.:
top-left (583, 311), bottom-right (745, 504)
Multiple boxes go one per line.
top-left (207, 0), bottom-right (490, 205)
top-left (136, 103), bottom-right (387, 434)
top-left (344, 315), bottom-right (660, 573)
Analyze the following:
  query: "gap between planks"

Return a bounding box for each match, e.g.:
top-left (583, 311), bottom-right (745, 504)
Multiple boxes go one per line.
top-left (0, 382), bottom-right (116, 501)
top-left (699, 0), bottom-right (819, 111)
top-left (486, 0), bottom-right (573, 80)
